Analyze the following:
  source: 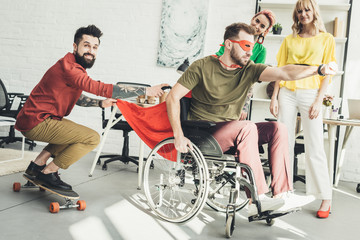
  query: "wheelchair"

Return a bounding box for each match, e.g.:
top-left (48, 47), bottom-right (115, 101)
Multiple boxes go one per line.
top-left (143, 97), bottom-right (285, 238)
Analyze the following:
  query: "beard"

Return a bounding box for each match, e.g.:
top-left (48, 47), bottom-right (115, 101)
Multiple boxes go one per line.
top-left (230, 47), bottom-right (249, 67)
top-left (74, 51), bottom-right (96, 69)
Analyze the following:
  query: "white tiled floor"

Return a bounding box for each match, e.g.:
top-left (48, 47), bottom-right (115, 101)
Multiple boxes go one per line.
top-left (1, 143), bottom-right (360, 240)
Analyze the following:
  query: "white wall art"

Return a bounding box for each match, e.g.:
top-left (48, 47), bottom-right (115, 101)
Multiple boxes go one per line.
top-left (157, 0), bottom-right (209, 68)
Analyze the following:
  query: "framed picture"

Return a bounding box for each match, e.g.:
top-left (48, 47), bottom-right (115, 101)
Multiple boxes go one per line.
top-left (157, 0), bottom-right (209, 67)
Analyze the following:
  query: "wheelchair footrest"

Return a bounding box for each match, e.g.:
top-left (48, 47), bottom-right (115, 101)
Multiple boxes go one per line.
top-left (248, 207), bottom-right (301, 222)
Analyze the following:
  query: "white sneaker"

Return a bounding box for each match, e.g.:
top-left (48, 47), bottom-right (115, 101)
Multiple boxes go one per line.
top-left (248, 195), bottom-right (285, 217)
top-left (275, 191), bottom-right (316, 213)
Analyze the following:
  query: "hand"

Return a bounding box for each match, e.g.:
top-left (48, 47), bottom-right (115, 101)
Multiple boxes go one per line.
top-left (270, 98), bottom-right (279, 118)
top-left (146, 84), bottom-right (170, 97)
top-left (174, 135), bottom-right (193, 153)
top-left (320, 62), bottom-right (338, 76)
top-left (309, 101), bottom-right (322, 119)
top-left (239, 111), bottom-right (248, 120)
top-left (101, 98), bottom-right (117, 108)
top-left (309, 100), bottom-right (322, 119)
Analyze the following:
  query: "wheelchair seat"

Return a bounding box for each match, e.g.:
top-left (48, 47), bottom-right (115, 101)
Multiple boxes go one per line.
top-left (180, 96), bottom-right (232, 160)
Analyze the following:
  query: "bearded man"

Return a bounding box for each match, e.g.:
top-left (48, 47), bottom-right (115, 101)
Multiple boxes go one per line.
top-left (15, 25), bottom-right (167, 190)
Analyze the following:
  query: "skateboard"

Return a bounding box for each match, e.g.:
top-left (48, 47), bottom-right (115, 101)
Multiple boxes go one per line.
top-left (13, 174), bottom-right (86, 213)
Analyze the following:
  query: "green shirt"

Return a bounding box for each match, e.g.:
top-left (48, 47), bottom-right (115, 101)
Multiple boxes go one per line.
top-left (178, 56), bottom-right (267, 122)
top-left (215, 42), bottom-right (267, 64)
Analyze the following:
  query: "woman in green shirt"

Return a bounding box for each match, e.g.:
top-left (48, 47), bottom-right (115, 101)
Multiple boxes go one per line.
top-left (215, 10), bottom-right (276, 119)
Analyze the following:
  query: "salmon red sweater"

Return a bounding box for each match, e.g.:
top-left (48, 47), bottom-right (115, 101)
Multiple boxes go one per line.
top-left (15, 53), bottom-right (113, 132)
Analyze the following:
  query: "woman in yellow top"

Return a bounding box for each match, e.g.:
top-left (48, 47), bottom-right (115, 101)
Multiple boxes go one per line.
top-left (270, 0), bottom-right (336, 219)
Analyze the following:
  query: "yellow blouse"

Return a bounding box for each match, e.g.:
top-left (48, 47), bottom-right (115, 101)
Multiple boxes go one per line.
top-left (276, 32), bottom-right (336, 90)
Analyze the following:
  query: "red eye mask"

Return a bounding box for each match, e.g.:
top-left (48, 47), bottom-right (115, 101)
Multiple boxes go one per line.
top-left (229, 40), bottom-right (254, 51)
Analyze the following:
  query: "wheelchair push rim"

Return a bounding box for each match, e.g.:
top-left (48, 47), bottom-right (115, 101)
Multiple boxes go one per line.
top-left (143, 138), bottom-right (209, 223)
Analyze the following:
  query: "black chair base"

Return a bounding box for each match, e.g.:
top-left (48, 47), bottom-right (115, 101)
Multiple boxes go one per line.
top-left (97, 154), bottom-right (140, 171)
top-left (293, 174), bottom-right (306, 184)
top-left (0, 137), bottom-right (36, 150)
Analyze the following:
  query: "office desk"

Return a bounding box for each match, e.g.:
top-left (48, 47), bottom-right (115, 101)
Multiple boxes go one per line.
top-left (323, 118), bottom-right (360, 187)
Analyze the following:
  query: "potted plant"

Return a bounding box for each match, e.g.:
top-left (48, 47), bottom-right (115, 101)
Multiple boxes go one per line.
top-left (322, 94), bottom-right (334, 119)
top-left (272, 23), bottom-right (282, 35)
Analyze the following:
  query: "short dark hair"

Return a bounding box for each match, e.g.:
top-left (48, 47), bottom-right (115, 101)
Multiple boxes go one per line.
top-left (74, 25), bottom-right (103, 45)
top-left (223, 22), bottom-right (255, 42)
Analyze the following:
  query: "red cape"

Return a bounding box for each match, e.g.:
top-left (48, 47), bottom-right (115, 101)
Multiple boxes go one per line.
top-left (116, 99), bottom-right (177, 161)
top-left (116, 91), bottom-right (192, 161)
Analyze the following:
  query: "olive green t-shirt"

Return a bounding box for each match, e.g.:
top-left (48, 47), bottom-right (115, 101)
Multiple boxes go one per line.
top-left (178, 56), bottom-right (267, 122)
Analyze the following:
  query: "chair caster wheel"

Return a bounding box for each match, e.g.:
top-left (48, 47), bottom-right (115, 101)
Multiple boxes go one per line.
top-left (225, 214), bottom-right (235, 238)
top-left (102, 165), bottom-right (108, 171)
top-left (356, 183), bottom-right (360, 193)
top-left (266, 218), bottom-right (275, 226)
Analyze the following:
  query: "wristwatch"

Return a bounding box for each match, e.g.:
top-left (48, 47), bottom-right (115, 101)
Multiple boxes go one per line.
top-left (317, 64), bottom-right (325, 76)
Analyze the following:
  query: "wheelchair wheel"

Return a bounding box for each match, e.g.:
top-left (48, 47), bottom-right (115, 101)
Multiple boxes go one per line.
top-left (143, 138), bottom-right (209, 223)
top-left (207, 171), bottom-right (249, 213)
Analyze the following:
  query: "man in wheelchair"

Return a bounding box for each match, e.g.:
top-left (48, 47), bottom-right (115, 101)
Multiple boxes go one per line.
top-left (166, 22), bottom-right (337, 219)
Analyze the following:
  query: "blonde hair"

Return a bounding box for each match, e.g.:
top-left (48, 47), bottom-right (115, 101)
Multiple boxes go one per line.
top-left (292, 0), bottom-right (326, 37)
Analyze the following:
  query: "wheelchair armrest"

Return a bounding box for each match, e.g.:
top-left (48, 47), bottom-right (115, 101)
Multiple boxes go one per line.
top-left (8, 92), bottom-right (25, 97)
top-left (181, 120), bottom-right (216, 129)
top-left (264, 118), bottom-right (277, 122)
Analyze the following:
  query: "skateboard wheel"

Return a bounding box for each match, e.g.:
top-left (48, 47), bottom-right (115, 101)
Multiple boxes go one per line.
top-left (77, 200), bottom-right (86, 211)
top-left (50, 202), bottom-right (60, 213)
top-left (13, 182), bottom-right (21, 192)
top-left (266, 218), bottom-right (275, 226)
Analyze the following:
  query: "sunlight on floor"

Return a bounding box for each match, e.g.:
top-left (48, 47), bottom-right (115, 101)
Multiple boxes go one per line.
top-left (271, 218), bottom-right (308, 239)
top-left (69, 216), bottom-right (113, 240)
top-left (105, 198), bottom-right (188, 240)
top-left (67, 192), bottom-right (321, 240)
top-left (333, 187), bottom-right (360, 200)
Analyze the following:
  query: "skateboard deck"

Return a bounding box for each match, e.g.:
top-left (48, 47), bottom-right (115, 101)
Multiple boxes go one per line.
top-left (13, 174), bottom-right (86, 213)
top-left (22, 174), bottom-right (79, 199)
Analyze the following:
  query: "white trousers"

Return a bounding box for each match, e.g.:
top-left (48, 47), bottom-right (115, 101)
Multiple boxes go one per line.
top-left (278, 87), bottom-right (332, 200)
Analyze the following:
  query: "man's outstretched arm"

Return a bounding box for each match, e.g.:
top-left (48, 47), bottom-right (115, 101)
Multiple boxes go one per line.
top-left (259, 62), bottom-right (338, 82)
top-left (76, 94), bottom-right (116, 108)
top-left (112, 83), bottom-right (169, 99)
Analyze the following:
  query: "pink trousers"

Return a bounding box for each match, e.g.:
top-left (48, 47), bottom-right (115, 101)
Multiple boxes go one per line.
top-left (210, 121), bottom-right (292, 195)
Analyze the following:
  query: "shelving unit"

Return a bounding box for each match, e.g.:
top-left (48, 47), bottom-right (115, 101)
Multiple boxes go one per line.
top-left (249, 0), bottom-right (352, 122)
top-left (258, 1), bottom-right (350, 11)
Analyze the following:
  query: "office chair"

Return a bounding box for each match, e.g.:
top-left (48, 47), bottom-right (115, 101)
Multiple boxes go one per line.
top-left (0, 79), bottom-right (36, 150)
top-left (293, 134), bottom-right (306, 183)
top-left (97, 82), bottom-right (151, 171)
